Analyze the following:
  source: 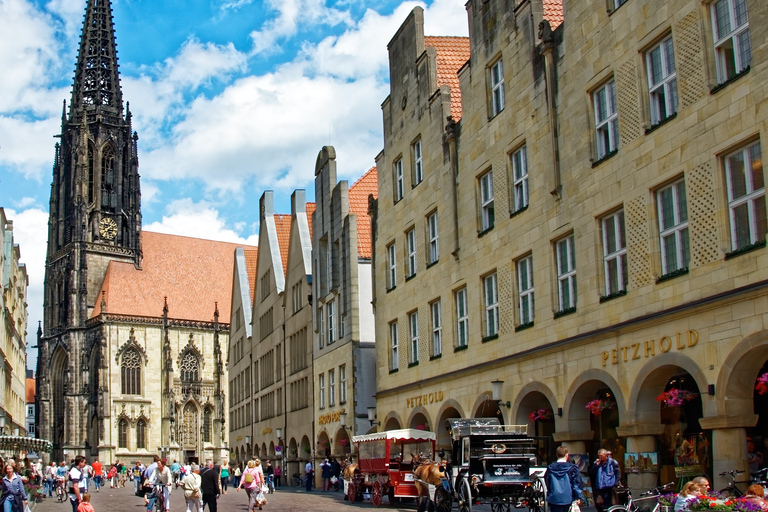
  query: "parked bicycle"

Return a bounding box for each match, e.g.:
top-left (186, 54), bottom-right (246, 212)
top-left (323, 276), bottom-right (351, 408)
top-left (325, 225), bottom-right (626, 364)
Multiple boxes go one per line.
top-left (607, 483), bottom-right (675, 512)
top-left (718, 469), bottom-right (768, 498)
top-left (292, 473), bottom-right (304, 487)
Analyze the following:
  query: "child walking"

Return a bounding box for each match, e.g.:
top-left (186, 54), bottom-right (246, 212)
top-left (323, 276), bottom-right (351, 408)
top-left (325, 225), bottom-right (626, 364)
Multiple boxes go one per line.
top-left (77, 493), bottom-right (95, 512)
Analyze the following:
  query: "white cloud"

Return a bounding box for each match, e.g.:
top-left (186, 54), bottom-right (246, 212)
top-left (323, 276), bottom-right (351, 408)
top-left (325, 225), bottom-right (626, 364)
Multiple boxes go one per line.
top-left (143, 198), bottom-right (259, 246)
top-left (0, 114), bottom-right (62, 181)
top-left (248, 0), bottom-right (353, 55)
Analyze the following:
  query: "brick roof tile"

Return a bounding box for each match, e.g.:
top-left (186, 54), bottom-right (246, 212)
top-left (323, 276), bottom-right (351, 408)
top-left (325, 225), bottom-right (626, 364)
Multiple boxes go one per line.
top-left (544, 0), bottom-right (564, 29)
top-left (92, 231), bottom-right (257, 323)
top-left (424, 36), bottom-right (470, 121)
top-left (348, 166), bottom-right (378, 259)
top-left (244, 248), bottom-right (259, 304)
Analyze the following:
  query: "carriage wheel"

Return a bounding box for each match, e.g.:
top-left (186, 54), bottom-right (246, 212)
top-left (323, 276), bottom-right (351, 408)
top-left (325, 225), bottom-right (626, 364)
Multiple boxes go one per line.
top-left (387, 485), bottom-right (396, 505)
top-left (434, 484), bottom-right (453, 512)
top-left (372, 481), bottom-right (383, 507)
top-left (458, 477), bottom-right (472, 512)
top-left (348, 481), bottom-right (357, 503)
top-left (529, 475), bottom-right (547, 512)
top-left (490, 502), bottom-right (510, 512)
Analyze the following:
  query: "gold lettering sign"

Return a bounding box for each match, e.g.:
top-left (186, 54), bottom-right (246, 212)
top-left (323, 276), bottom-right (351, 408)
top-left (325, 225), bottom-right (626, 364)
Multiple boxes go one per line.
top-left (601, 330), bottom-right (698, 367)
top-left (262, 428), bottom-right (272, 435)
top-left (318, 409), bottom-right (345, 425)
top-left (405, 390), bottom-right (445, 409)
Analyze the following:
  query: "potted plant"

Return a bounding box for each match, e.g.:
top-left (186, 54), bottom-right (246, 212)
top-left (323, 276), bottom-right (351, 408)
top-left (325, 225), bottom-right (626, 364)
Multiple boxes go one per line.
top-left (658, 493), bottom-right (677, 512)
top-left (756, 373), bottom-right (768, 395)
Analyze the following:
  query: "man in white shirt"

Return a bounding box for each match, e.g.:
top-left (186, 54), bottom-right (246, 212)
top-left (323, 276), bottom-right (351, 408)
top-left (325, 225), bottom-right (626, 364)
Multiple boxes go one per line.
top-left (68, 455), bottom-right (87, 512)
top-left (305, 461), bottom-right (314, 492)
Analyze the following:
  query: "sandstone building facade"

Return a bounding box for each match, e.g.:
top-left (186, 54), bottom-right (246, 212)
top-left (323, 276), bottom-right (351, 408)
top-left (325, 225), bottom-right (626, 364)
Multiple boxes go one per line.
top-left (372, 0), bottom-right (767, 489)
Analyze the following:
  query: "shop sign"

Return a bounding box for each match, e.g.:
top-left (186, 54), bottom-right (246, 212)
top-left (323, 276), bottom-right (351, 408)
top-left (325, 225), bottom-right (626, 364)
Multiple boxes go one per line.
top-left (318, 409), bottom-right (345, 425)
top-left (262, 428), bottom-right (272, 435)
top-left (601, 330), bottom-right (699, 366)
top-left (406, 390), bottom-right (445, 408)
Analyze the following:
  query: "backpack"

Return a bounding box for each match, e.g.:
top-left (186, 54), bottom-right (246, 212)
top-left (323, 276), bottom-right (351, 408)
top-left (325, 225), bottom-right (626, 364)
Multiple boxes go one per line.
top-left (243, 472), bottom-right (254, 484)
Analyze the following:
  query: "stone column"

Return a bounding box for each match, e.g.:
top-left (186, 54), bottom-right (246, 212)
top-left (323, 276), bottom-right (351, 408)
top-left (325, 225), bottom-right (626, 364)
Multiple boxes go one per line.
top-left (700, 414), bottom-right (755, 490)
top-left (616, 423), bottom-right (665, 493)
top-left (553, 430), bottom-right (594, 457)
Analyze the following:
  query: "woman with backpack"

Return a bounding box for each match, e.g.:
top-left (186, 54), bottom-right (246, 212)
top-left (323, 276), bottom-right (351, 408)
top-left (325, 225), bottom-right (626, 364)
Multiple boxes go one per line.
top-left (545, 446), bottom-right (584, 512)
top-left (237, 460), bottom-right (265, 510)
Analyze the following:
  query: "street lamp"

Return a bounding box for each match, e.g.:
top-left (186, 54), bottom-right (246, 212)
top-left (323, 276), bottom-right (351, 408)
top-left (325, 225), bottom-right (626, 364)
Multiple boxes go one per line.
top-left (339, 413), bottom-right (352, 430)
top-left (491, 380), bottom-right (511, 408)
top-left (367, 407), bottom-right (379, 427)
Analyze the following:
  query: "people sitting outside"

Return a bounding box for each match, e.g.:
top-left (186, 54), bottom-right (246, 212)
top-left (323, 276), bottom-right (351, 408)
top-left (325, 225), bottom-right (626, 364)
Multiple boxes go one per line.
top-left (743, 484), bottom-right (768, 512)
top-left (674, 482), bottom-right (702, 512)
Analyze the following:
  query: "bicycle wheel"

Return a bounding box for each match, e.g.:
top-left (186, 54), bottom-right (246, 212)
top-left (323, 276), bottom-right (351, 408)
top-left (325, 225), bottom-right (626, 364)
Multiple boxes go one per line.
top-left (718, 487), bottom-right (740, 498)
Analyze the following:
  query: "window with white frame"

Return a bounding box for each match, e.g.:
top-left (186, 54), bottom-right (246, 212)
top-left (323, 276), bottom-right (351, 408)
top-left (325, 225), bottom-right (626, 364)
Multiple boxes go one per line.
top-left (413, 139), bottom-right (423, 185)
top-left (594, 81), bottom-right (619, 159)
top-left (512, 146), bottom-right (529, 212)
top-left (479, 171), bottom-right (495, 232)
top-left (339, 313), bottom-right (345, 339)
top-left (318, 373), bottom-right (325, 409)
top-left (646, 37), bottom-right (678, 125)
top-left (711, 0), bottom-right (751, 84)
top-left (455, 288), bottom-right (468, 348)
top-left (409, 311), bottom-right (419, 365)
top-left (394, 158), bottom-right (404, 202)
top-left (602, 210), bottom-right (628, 295)
top-left (430, 300), bottom-right (442, 357)
top-left (339, 365), bottom-right (347, 403)
top-left (517, 255), bottom-right (534, 325)
top-left (427, 212), bottom-right (439, 265)
top-left (327, 299), bottom-right (336, 344)
top-left (328, 369), bottom-right (335, 407)
top-left (657, 179), bottom-right (690, 274)
top-left (387, 242), bottom-right (397, 289)
top-left (406, 228), bottom-right (417, 278)
top-left (389, 321), bottom-right (399, 371)
top-left (556, 235), bottom-right (577, 311)
top-left (483, 273), bottom-right (499, 338)
top-left (490, 59), bottom-right (505, 117)
top-left (724, 142), bottom-right (765, 251)
top-left (326, 242), bottom-right (333, 291)
top-left (319, 307), bottom-right (325, 348)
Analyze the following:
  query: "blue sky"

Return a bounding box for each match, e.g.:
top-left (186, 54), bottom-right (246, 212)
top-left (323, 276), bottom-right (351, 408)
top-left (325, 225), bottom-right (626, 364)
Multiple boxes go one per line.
top-left (0, 0), bottom-right (468, 370)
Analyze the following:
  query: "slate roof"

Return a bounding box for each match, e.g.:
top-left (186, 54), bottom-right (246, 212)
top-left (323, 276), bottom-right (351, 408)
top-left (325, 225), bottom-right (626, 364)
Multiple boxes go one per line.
top-left (544, 0), bottom-right (564, 29)
top-left (92, 231), bottom-right (257, 323)
top-left (348, 166), bottom-right (378, 259)
top-left (424, 36), bottom-right (470, 121)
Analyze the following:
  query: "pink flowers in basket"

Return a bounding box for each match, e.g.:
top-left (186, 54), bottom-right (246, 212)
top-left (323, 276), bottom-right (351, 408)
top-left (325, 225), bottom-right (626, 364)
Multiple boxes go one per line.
top-left (656, 389), bottom-right (698, 406)
top-left (756, 373), bottom-right (768, 396)
top-left (528, 409), bottom-right (554, 422)
top-left (585, 398), bottom-right (615, 416)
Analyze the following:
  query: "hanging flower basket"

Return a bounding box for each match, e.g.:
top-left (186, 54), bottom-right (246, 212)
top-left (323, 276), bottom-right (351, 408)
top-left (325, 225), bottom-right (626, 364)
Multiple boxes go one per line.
top-left (585, 398), bottom-right (615, 416)
top-left (339, 438), bottom-right (348, 446)
top-left (415, 424), bottom-right (428, 431)
top-left (529, 409), bottom-right (554, 422)
top-left (303, 446), bottom-right (311, 454)
top-left (756, 373), bottom-right (768, 395)
top-left (656, 389), bottom-right (698, 407)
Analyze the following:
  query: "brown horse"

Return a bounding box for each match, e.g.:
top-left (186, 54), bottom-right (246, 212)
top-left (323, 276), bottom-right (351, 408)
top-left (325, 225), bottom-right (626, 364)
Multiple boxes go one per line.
top-left (341, 459), bottom-right (358, 482)
top-left (411, 453), bottom-right (446, 508)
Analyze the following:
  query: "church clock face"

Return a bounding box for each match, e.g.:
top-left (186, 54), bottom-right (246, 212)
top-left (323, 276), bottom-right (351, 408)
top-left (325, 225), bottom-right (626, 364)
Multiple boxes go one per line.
top-left (99, 217), bottom-right (118, 240)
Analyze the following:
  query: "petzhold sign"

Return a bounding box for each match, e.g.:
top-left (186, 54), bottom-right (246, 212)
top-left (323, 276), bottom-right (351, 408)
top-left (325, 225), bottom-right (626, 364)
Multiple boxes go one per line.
top-left (406, 391), bottom-right (445, 408)
top-left (601, 330), bottom-right (699, 366)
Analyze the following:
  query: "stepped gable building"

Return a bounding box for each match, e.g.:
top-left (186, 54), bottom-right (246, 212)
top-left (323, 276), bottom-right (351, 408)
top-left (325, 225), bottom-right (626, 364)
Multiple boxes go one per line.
top-left (312, 149), bottom-right (377, 457)
top-left (37, 0), bottom-right (253, 464)
top-left (373, 0), bottom-right (767, 491)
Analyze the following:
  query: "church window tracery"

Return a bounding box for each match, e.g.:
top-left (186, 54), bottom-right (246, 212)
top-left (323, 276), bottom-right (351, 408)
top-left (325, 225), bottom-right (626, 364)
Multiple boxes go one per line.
top-left (180, 352), bottom-right (200, 383)
top-left (118, 419), bottom-right (128, 448)
top-left (202, 407), bottom-right (213, 443)
top-left (120, 348), bottom-right (141, 395)
top-left (136, 419), bottom-right (146, 449)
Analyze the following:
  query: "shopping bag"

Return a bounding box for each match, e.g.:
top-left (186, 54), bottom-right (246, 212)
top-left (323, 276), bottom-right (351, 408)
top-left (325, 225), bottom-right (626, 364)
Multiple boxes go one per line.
top-left (571, 501), bottom-right (581, 512)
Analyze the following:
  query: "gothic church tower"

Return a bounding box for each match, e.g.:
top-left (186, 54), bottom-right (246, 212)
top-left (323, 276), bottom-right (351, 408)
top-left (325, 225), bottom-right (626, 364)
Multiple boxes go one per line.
top-left (37, 0), bottom-right (141, 460)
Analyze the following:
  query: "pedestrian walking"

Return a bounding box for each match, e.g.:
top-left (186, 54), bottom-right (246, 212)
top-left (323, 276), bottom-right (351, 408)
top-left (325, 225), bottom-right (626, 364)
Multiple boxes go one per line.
top-left (77, 492), bottom-right (94, 512)
top-left (330, 458), bottom-right (341, 491)
top-left (304, 461), bottom-right (314, 492)
top-left (320, 459), bottom-right (331, 491)
top-left (544, 446), bottom-right (584, 512)
top-left (263, 461), bottom-right (273, 493)
top-left (91, 459), bottom-right (102, 492)
top-left (233, 464), bottom-right (241, 489)
top-left (589, 449), bottom-right (620, 512)
top-left (219, 461), bottom-right (229, 494)
top-left (237, 459), bottom-right (265, 511)
top-left (68, 455), bottom-right (87, 512)
top-left (45, 461), bottom-right (56, 497)
top-left (200, 460), bottom-right (221, 512)
top-left (272, 464), bottom-right (280, 488)
top-left (2, 462), bottom-right (29, 512)
top-left (182, 463), bottom-right (203, 512)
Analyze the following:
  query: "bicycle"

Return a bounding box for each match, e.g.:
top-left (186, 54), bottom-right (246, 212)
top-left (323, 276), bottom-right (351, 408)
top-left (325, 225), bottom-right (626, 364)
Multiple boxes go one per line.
top-left (55, 479), bottom-right (67, 503)
top-left (292, 473), bottom-right (303, 487)
top-left (607, 482), bottom-right (675, 512)
top-left (718, 468), bottom-right (768, 498)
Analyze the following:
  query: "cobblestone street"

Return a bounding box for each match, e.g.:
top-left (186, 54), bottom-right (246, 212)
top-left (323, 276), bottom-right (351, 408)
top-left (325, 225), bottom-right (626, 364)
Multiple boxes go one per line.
top-left (29, 484), bottom-right (431, 512)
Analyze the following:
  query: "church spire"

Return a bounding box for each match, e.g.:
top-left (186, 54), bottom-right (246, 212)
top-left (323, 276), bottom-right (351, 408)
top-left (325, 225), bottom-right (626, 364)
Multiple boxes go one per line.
top-left (71, 0), bottom-right (123, 112)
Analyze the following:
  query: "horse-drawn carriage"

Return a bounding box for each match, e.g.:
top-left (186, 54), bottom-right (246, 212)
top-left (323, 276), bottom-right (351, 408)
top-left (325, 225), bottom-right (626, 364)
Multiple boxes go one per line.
top-left (441, 418), bottom-right (547, 512)
top-left (345, 428), bottom-right (437, 507)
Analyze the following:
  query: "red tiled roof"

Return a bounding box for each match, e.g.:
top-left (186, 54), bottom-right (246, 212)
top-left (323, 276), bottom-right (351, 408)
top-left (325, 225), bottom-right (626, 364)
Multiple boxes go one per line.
top-left (92, 231), bottom-right (257, 323)
top-left (244, 248), bottom-right (258, 305)
top-left (424, 36), bottom-right (470, 121)
top-left (26, 378), bottom-right (35, 403)
top-left (306, 202), bottom-right (316, 241)
top-left (544, 0), bottom-right (564, 29)
top-left (275, 214), bottom-right (292, 275)
top-left (348, 167), bottom-right (378, 259)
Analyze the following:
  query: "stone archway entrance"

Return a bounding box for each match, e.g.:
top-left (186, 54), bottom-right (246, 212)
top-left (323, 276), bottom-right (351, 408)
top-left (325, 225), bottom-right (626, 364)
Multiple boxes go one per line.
top-left (516, 391), bottom-right (556, 465)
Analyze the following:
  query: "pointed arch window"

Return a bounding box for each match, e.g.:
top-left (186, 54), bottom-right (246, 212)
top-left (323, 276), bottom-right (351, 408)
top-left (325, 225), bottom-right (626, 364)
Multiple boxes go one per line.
top-left (118, 419), bottom-right (128, 449)
top-left (202, 407), bottom-right (213, 443)
top-left (121, 349), bottom-right (141, 395)
top-left (181, 403), bottom-right (198, 447)
top-left (136, 419), bottom-right (147, 449)
top-left (180, 352), bottom-right (200, 383)
top-left (101, 146), bottom-right (116, 211)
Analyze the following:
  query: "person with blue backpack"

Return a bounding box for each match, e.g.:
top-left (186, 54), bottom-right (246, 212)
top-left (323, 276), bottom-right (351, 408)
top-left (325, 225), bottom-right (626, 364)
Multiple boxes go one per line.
top-left (545, 446), bottom-right (585, 512)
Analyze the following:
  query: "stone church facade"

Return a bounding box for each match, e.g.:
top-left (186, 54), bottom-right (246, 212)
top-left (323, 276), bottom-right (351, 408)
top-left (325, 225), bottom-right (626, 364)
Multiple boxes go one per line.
top-left (36, 0), bottom-right (248, 464)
